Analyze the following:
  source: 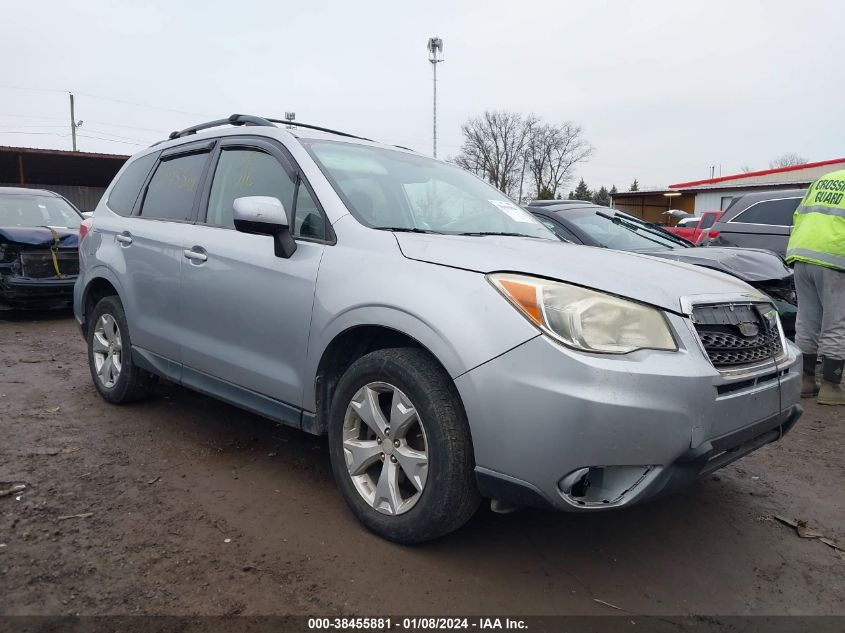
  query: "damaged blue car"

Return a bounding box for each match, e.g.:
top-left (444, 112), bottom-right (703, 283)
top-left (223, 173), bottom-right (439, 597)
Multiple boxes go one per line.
top-left (0, 187), bottom-right (83, 309)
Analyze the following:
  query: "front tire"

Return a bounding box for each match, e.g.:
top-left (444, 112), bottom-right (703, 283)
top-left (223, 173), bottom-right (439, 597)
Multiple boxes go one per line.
top-left (328, 348), bottom-right (480, 543)
top-left (87, 295), bottom-right (157, 404)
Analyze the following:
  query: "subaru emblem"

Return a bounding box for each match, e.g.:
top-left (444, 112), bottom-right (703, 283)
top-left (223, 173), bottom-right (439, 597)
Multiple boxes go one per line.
top-left (737, 322), bottom-right (759, 337)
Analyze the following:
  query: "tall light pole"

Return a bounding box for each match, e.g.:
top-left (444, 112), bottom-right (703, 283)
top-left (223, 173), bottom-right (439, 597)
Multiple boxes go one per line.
top-left (427, 37), bottom-right (443, 158)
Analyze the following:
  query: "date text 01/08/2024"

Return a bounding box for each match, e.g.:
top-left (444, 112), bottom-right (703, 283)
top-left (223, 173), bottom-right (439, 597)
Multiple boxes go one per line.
top-left (307, 617), bottom-right (528, 630)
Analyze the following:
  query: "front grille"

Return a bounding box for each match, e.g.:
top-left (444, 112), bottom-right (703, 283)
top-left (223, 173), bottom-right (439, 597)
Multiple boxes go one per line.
top-left (20, 251), bottom-right (79, 278)
top-left (692, 303), bottom-right (783, 369)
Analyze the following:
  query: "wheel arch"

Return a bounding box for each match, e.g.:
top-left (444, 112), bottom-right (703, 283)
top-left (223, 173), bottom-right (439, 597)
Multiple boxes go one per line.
top-left (309, 322), bottom-right (463, 436)
top-left (80, 269), bottom-right (126, 335)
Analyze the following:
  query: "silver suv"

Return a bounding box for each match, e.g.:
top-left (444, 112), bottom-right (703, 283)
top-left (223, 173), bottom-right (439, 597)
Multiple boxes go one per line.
top-left (74, 115), bottom-right (802, 542)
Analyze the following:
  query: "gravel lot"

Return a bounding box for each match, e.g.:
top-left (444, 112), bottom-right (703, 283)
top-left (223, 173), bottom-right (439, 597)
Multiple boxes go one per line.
top-left (1, 310), bottom-right (843, 617)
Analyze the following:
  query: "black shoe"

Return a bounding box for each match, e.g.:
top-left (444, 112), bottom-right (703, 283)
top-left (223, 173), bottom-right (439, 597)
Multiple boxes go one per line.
top-left (818, 357), bottom-right (845, 406)
top-left (801, 354), bottom-right (819, 398)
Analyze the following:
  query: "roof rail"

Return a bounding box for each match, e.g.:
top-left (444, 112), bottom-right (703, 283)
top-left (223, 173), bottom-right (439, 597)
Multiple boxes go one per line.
top-left (167, 114), bottom-right (275, 140)
top-left (158, 113), bottom-right (412, 153)
top-left (264, 118), bottom-right (373, 142)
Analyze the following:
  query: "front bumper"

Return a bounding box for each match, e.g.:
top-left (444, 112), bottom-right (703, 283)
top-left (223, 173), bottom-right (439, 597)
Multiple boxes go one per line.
top-left (0, 275), bottom-right (77, 308)
top-left (455, 312), bottom-right (802, 511)
top-left (648, 403), bottom-right (801, 497)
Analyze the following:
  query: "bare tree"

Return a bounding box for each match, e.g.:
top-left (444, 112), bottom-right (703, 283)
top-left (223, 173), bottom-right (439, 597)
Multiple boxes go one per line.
top-left (769, 153), bottom-right (806, 169)
top-left (525, 122), bottom-right (592, 200)
top-left (453, 111), bottom-right (538, 198)
top-left (739, 165), bottom-right (753, 173)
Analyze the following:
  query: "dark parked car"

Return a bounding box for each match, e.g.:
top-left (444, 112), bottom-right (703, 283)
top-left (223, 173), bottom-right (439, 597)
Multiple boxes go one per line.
top-left (707, 189), bottom-right (806, 256)
top-left (0, 187), bottom-right (83, 309)
top-left (528, 201), bottom-right (797, 336)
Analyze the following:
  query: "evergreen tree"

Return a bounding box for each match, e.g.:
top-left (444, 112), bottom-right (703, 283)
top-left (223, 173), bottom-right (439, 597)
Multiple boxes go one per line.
top-left (537, 185), bottom-right (555, 200)
top-left (572, 178), bottom-right (591, 201)
top-left (609, 185), bottom-right (618, 195)
top-left (629, 179), bottom-right (640, 192)
top-left (593, 186), bottom-right (610, 207)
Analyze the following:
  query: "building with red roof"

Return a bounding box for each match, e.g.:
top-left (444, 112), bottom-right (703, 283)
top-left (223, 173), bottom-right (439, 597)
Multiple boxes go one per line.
top-left (611, 158), bottom-right (845, 223)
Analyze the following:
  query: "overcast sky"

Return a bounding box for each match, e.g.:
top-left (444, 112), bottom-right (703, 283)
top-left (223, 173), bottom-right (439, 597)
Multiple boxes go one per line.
top-left (2, 0), bottom-right (841, 191)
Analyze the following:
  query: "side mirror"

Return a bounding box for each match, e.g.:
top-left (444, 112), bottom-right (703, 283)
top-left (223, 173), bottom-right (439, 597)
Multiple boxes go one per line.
top-left (232, 196), bottom-right (297, 258)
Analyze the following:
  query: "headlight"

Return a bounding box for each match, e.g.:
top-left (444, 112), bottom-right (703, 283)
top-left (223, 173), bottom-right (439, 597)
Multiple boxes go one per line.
top-left (488, 273), bottom-right (677, 354)
top-left (764, 286), bottom-right (797, 306)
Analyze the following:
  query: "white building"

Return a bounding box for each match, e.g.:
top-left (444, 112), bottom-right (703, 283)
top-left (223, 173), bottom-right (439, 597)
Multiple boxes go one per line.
top-left (611, 157), bottom-right (845, 222)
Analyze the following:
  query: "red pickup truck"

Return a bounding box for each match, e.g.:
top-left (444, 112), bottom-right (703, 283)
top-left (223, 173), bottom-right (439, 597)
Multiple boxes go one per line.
top-left (665, 210), bottom-right (723, 244)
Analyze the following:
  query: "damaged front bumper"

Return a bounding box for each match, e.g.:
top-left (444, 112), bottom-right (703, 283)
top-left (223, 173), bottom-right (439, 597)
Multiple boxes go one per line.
top-left (0, 274), bottom-right (77, 308)
top-left (0, 226), bottom-right (80, 309)
top-left (456, 311), bottom-right (802, 512)
top-left (0, 249), bottom-right (79, 309)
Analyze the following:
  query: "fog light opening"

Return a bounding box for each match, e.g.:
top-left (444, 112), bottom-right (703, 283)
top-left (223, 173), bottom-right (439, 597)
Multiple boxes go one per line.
top-left (559, 465), bottom-right (654, 507)
top-left (563, 468), bottom-right (591, 499)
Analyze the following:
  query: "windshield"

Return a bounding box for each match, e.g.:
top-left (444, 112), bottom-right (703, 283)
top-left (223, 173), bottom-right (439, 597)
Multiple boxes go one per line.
top-left (0, 193), bottom-right (82, 229)
top-left (304, 140), bottom-right (555, 239)
top-left (565, 211), bottom-right (685, 251)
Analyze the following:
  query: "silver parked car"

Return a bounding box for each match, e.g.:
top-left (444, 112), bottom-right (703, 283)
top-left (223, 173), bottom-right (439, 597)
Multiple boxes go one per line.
top-left (74, 115), bottom-right (803, 543)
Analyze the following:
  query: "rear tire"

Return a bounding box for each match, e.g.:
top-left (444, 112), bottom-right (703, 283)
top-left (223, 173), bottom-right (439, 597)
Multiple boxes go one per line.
top-left (87, 296), bottom-right (158, 404)
top-left (328, 347), bottom-right (480, 543)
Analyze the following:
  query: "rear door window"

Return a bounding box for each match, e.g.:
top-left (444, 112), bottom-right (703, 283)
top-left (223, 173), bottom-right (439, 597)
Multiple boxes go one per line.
top-left (730, 198), bottom-right (801, 226)
top-left (140, 152), bottom-right (209, 222)
top-left (107, 152), bottom-right (158, 215)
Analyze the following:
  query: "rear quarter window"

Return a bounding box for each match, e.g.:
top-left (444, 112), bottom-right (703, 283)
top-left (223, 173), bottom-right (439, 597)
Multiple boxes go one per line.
top-left (729, 198), bottom-right (801, 227)
top-left (107, 152), bottom-right (158, 216)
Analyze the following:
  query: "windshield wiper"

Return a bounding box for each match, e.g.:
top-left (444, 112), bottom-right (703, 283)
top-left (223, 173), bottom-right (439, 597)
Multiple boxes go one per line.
top-left (379, 227), bottom-right (542, 239)
top-left (594, 211), bottom-right (672, 248)
top-left (611, 212), bottom-right (693, 247)
top-left (454, 231), bottom-right (541, 239)
top-left (378, 227), bottom-right (440, 234)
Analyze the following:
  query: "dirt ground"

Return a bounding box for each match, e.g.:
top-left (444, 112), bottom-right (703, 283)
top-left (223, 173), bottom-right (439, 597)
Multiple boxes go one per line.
top-left (0, 310), bottom-right (843, 617)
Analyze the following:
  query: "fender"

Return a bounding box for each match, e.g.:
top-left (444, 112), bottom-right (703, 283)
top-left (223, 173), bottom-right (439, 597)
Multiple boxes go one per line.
top-left (303, 304), bottom-right (467, 411)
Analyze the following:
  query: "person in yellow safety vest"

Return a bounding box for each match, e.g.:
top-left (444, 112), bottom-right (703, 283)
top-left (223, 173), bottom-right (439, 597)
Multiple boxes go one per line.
top-left (785, 168), bottom-right (845, 406)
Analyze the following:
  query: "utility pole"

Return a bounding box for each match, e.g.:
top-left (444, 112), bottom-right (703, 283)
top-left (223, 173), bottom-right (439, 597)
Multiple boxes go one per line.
top-left (427, 37), bottom-right (444, 158)
top-left (518, 149), bottom-right (528, 203)
top-left (68, 92), bottom-right (83, 152)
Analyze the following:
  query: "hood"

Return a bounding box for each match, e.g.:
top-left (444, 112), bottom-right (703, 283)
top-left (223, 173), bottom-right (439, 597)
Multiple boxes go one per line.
top-left (0, 226), bottom-right (79, 249)
top-left (644, 247), bottom-right (792, 283)
top-left (395, 234), bottom-right (756, 315)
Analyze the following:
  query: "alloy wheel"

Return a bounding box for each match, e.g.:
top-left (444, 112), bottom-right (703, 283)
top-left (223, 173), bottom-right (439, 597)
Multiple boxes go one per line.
top-left (92, 314), bottom-right (123, 388)
top-left (342, 382), bottom-right (429, 515)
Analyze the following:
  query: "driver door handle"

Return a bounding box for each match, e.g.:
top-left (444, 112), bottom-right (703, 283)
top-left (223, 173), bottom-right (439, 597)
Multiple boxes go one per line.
top-left (116, 232), bottom-right (133, 245)
top-left (183, 248), bottom-right (208, 263)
